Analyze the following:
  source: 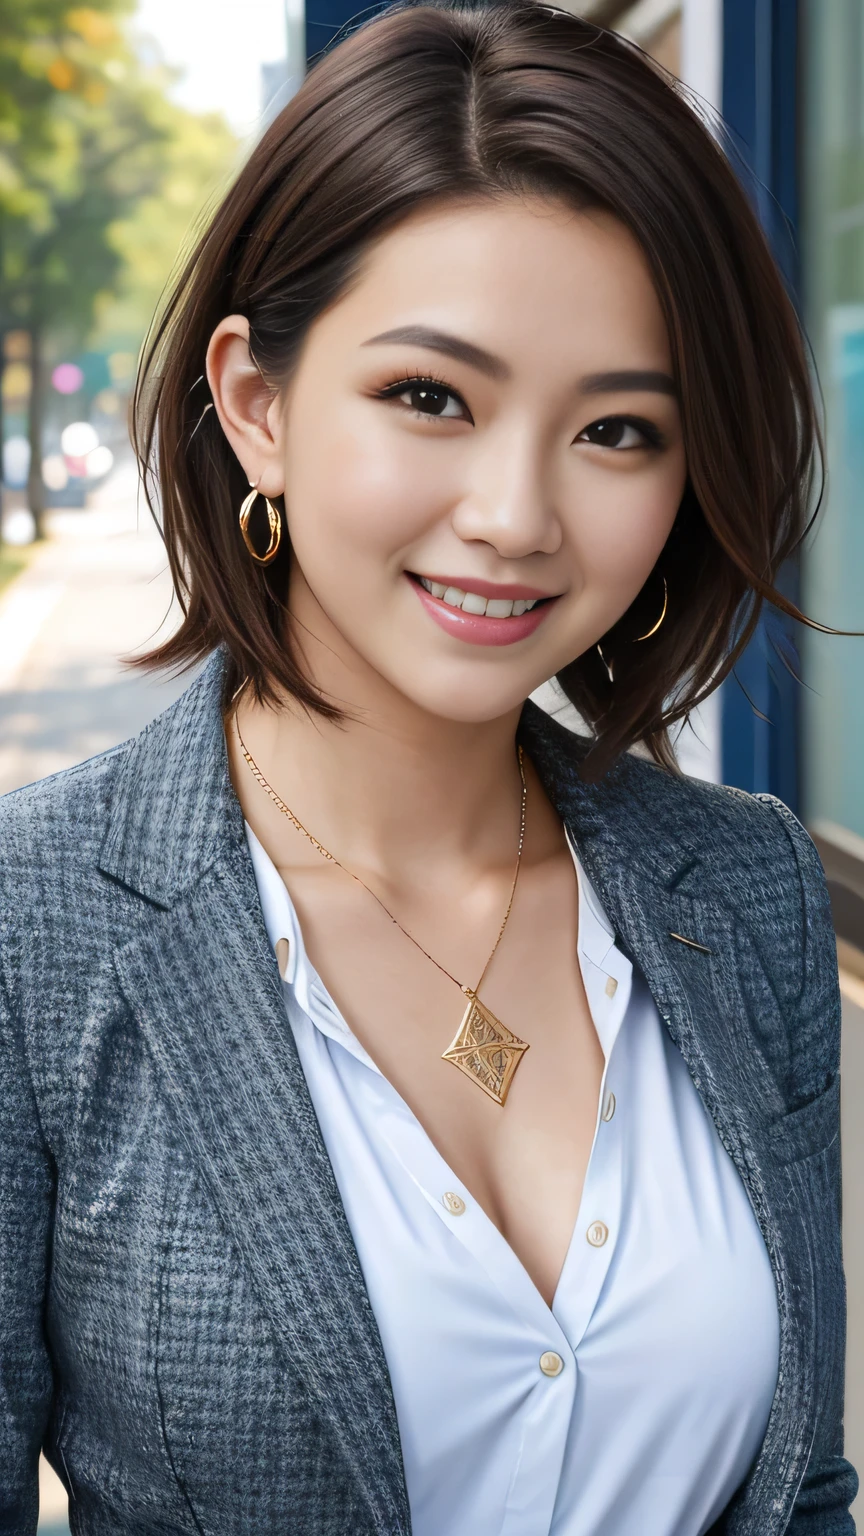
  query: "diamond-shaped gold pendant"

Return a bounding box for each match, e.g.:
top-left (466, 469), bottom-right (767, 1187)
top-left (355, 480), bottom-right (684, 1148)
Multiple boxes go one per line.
top-left (441, 991), bottom-right (529, 1107)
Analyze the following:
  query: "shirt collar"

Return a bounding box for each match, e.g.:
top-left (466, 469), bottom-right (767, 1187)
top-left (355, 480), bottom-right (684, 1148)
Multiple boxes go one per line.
top-left (567, 827), bottom-right (617, 970)
top-left (245, 822), bottom-right (303, 988)
top-left (245, 821), bottom-right (375, 1059)
top-left (249, 817), bottom-right (618, 983)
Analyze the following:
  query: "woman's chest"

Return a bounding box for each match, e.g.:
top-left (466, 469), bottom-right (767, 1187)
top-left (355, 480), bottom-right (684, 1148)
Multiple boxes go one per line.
top-left (285, 969), bottom-right (780, 1536)
top-left (280, 851), bottom-right (606, 1299)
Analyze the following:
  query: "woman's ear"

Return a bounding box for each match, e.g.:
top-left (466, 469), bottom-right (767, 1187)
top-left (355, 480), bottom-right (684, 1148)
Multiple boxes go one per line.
top-left (205, 316), bottom-right (285, 497)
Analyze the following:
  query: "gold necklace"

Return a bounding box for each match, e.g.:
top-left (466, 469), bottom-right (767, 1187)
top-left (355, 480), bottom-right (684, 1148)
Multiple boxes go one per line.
top-left (235, 717), bottom-right (530, 1106)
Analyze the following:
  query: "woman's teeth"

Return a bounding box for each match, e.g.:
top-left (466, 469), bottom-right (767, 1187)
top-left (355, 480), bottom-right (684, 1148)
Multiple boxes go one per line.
top-left (418, 577), bottom-right (538, 618)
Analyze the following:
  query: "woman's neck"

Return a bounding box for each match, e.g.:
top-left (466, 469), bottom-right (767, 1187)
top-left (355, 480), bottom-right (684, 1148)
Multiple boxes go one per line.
top-left (227, 583), bottom-right (562, 883)
top-left (231, 684), bottom-right (527, 882)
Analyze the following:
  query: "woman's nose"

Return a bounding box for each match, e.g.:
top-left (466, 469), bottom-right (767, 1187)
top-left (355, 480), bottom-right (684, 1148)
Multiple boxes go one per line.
top-left (449, 436), bottom-right (563, 558)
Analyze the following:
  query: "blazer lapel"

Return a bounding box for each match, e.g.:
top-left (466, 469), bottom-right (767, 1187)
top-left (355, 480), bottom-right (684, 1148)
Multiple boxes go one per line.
top-left (101, 655), bottom-right (409, 1533)
top-left (518, 700), bottom-right (813, 1535)
top-left (572, 857), bottom-right (813, 1533)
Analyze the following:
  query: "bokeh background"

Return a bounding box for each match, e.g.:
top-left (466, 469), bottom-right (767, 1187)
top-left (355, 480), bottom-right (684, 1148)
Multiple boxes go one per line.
top-left (0, 0), bottom-right (862, 1528)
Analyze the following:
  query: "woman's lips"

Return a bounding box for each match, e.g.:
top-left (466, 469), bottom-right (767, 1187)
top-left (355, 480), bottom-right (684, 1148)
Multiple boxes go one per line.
top-left (408, 574), bottom-right (559, 647)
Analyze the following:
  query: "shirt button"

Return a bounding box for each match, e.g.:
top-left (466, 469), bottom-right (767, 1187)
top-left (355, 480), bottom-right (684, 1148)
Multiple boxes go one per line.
top-left (586, 1220), bottom-right (609, 1247)
top-left (602, 1090), bottom-right (616, 1122)
top-left (539, 1351), bottom-right (565, 1377)
top-left (443, 1191), bottom-right (466, 1215)
top-left (604, 975), bottom-right (618, 998)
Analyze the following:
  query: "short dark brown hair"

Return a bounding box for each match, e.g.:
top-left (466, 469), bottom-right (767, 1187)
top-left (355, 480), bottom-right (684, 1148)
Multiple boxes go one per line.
top-left (133, 0), bottom-right (821, 777)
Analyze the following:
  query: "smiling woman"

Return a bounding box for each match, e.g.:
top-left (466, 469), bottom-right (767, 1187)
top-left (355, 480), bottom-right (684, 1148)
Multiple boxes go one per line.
top-left (132, 0), bottom-right (817, 775)
top-left (202, 197), bottom-right (688, 723)
top-left (0, 3), bottom-right (855, 1535)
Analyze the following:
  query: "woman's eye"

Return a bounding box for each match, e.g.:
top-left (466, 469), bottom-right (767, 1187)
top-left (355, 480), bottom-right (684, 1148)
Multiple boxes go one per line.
top-left (383, 378), bottom-right (467, 420)
top-left (577, 417), bottom-right (660, 450)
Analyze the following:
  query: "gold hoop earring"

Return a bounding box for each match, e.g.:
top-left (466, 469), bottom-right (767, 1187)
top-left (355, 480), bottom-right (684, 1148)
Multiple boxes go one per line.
top-left (239, 481), bottom-right (282, 566)
top-left (635, 576), bottom-right (668, 642)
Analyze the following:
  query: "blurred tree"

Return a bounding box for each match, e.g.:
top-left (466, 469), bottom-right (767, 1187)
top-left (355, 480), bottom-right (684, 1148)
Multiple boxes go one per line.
top-left (91, 104), bottom-right (238, 357)
top-left (0, 1), bottom-right (123, 221)
top-left (2, 6), bottom-right (170, 533)
top-left (0, 4), bottom-right (238, 536)
top-left (0, 1), bottom-right (126, 519)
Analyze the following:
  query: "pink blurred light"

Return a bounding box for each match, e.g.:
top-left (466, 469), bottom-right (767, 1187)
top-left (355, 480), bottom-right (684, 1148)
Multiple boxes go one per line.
top-left (52, 363), bottom-right (84, 395)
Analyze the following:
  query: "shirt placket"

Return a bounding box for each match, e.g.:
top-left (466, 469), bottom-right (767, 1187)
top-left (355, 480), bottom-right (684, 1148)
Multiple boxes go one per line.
top-left (501, 909), bottom-right (631, 1533)
top-left (248, 817), bottom-right (634, 1536)
top-left (371, 1089), bottom-right (579, 1536)
top-left (551, 939), bottom-right (630, 1353)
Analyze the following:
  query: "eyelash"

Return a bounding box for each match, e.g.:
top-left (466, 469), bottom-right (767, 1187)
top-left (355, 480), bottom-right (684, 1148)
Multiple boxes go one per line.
top-left (586, 416), bottom-right (665, 451)
top-left (376, 371), bottom-right (467, 412)
top-left (376, 372), bottom-right (664, 450)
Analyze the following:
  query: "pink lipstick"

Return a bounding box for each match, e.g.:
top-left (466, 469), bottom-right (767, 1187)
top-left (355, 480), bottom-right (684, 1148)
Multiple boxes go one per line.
top-left (408, 573), bottom-right (560, 647)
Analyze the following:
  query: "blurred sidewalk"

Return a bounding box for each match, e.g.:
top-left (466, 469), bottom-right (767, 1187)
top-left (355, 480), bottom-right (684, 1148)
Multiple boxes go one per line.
top-left (0, 459), bottom-right (190, 798)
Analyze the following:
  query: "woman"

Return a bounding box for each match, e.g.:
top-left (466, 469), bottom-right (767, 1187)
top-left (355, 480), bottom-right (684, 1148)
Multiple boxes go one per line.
top-left (0, 2), bottom-right (856, 1532)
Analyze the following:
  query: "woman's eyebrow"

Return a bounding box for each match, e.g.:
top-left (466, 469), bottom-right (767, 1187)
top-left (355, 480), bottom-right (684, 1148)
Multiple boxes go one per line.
top-left (580, 369), bottom-right (677, 396)
top-left (361, 326), bottom-right (510, 380)
top-left (361, 329), bottom-right (677, 398)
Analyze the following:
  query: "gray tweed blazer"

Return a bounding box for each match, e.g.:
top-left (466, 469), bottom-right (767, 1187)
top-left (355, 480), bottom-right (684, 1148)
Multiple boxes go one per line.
top-left (0, 650), bottom-right (857, 1534)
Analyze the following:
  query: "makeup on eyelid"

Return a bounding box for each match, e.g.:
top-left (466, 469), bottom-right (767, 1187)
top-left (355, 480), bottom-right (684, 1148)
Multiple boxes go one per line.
top-left (376, 374), bottom-right (667, 448)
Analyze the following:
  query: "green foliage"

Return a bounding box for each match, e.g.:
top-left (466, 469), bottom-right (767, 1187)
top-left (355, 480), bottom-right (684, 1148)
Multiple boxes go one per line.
top-left (0, 0), bottom-right (240, 536)
top-left (0, 536), bottom-right (32, 595)
top-left (2, 6), bottom-right (165, 337)
top-left (0, 3), bottom-right (134, 225)
top-left (0, 2), bottom-right (239, 346)
top-left (92, 102), bottom-right (239, 354)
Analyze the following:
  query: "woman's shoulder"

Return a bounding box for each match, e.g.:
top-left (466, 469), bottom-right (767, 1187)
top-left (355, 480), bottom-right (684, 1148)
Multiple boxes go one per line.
top-left (0, 743), bottom-right (142, 1138)
top-left (0, 737), bottom-right (132, 885)
top-left (526, 700), bottom-right (822, 899)
top-left (0, 657), bottom-right (223, 899)
top-left (605, 746), bottom-right (836, 1036)
top-left (629, 748), bottom-right (818, 877)
top-left (590, 746), bottom-right (839, 1105)
top-left (624, 748), bottom-right (824, 910)
top-left (524, 703), bottom-right (832, 1010)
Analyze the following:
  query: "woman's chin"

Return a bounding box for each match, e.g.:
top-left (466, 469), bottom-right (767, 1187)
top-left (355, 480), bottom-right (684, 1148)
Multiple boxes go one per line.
top-left (375, 671), bottom-right (542, 726)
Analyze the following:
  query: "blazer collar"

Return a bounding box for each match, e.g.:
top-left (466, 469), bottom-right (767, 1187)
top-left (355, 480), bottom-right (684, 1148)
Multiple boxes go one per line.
top-left (104, 652), bottom-right (411, 1530)
top-left (113, 851), bottom-right (411, 1533)
top-left (98, 650), bottom-right (244, 907)
top-left (97, 650), bottom-right (704, 910)
top-left (517, 700), bottom-right (705, 894)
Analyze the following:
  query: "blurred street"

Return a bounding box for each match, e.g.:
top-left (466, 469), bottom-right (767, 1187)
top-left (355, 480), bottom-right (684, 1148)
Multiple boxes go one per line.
top-left (0, 461), bottom-right (190, 798)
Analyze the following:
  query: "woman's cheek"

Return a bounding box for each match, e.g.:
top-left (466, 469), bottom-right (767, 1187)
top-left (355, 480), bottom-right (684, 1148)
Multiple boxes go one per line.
top-left (568, 467), bottom-right (684, 578)
top-left (291, 421), bottom-right (454, 560)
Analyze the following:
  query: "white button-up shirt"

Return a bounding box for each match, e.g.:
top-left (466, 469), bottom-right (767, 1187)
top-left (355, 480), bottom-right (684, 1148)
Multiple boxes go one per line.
top-left (247, 823), bottom-right (779, 1536)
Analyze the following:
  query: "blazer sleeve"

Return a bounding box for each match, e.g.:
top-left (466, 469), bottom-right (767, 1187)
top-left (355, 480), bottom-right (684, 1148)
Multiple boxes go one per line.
top-left (763, 796), bottom-right (859, 1530)
top-left (0, 970), bottom-right (56, 1532)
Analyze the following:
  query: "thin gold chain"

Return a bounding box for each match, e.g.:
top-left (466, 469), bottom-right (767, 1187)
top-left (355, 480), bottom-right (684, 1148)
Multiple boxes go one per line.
top-left (234, 715), bottom-right (527, 998)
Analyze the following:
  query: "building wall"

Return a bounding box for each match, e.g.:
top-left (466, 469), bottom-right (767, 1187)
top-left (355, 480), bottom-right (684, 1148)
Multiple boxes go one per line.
top-left (647, 16), bottom-right (681, 73)
top-left (801, 0), bottom-right (864, 949)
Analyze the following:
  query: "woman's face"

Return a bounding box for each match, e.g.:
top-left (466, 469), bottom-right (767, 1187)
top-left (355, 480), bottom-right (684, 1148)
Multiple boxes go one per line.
top-left (216, 196), bottom-right (688, 723)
